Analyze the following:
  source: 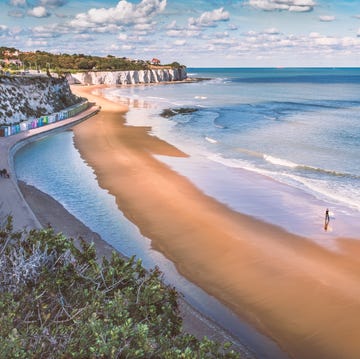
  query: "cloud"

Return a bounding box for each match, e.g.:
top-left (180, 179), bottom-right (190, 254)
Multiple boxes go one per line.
top-left (174, 39), bottom-right (186, 46)
top-left (264, 27), bottom-right (280, 34)
top-left (248, 0), bottom-right (315, 12)
top-left (27, 6), bottom-right (50, 18)
top-left (188, 7), bottom-right (230, 27)
top-left (40, 0), bottom-right (67, 7)
top-left (166, 20), bottom-right (177, 30)
top-left (118, 33), bottom-right (128, 41)
top-left (10, 0), bottom-right (27, 6)
top-left (8, 9), bottom-right (25, 17)
top-left (32, 24), bottom-right (62, 38)
top-left (69, 0), bottom-right (166, 30)
top-left (166, 29), bottom-right (200, 38)
top-left (0, 25), bottom-right (9, 34)
top-left (319, 15), bottom-right (335, 22)
top-left (26, 39), bottom-right (48, 47)
top-left (358, 29), bottom-right (360, 37)
top-left (73, 34), bottom-right (94, 41)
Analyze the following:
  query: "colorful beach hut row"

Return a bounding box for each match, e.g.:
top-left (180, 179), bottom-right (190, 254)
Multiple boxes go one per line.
top-left (0, 101), bottom-right (89, 137)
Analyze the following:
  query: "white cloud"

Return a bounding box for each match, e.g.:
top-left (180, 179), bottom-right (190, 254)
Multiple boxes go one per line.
top-left (73, 34), bottom-right (93, 41)
top-left (122, 44), bottom-right (134, 50)
top-left (92, 24), bottom-right (121, 33)
top-left (27, 6), bottom-right (50, 18)
top-left (8, 9), bottom-right (25, 17)
top-left (166, 20), bottom-right (177, 30)
top-left (264, 27), bottom-right (280, 34)
top-left (40, 0), bottom-right (66, 7)
top-left (248, 0), bottom-right (315, 12)
top-left (188, 7), bottom-right (230, 28)
top-left (319, 15), bottom-right (335, 22)
top-left (118, 33), bottom-right (128, 41)
top-left (166, 29), bottom-right (200, 37)
top-left (10, 0), bottom-right (27, 6)
top-left (26, 39), bottom-right (48, 47)
top-left (0, 25), bottom-right (8, 34)
top-left (134, 23), bottom-right (155, 31)
top-left (314, 36), bottom-right (339, 46)
top-left (174, 39), bottom-right (186, 46)
top-left (69, 0), bottom-right (166, 29)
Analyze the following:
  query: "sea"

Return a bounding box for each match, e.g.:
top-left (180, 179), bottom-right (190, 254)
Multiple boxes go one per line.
top-left (14, 68), bottom-right (360, 358)
top-left (103, 67), bottom-right (360, 241)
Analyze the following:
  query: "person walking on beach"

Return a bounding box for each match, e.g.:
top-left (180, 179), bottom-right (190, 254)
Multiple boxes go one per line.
top-left (324, 208), bottom-right (330, 231)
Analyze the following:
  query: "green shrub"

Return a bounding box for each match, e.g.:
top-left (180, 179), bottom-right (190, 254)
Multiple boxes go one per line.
top-left (0, 217), bottom-right (240, 358)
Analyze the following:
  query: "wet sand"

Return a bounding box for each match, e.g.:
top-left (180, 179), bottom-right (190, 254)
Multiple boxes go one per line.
top-left (71, 85), bottom-right (360, 359)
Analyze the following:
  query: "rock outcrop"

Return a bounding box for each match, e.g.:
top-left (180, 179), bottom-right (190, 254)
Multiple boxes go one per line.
top-left (0, 75), bottom-right (82, 124)
top-left (67, 68), bottom-right (187, 86)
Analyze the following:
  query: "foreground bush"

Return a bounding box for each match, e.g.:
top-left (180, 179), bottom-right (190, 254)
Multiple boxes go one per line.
top-left (0, 217), bottom-right (240, 358)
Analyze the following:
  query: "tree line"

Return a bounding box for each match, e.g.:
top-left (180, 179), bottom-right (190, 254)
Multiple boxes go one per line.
top-left (0, 47), bottom-right (184, 73)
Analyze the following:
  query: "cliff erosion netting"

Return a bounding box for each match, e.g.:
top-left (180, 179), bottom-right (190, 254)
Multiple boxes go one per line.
top-left (0, 76), bottom-right (82, 124)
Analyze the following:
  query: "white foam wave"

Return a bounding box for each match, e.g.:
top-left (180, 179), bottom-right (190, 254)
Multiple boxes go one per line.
top-left (263, 155), bottom-right (298, 168)
top-left (194, 96), bottom-right (207, 100)
top-left (282, 174), bottom-right (360, 211)
top-left (205, 136), bottom-right (218, 144)
top-left (264, 115), bottom-right (277, 120)
top-left (207, 154), bottom-right (257, 172)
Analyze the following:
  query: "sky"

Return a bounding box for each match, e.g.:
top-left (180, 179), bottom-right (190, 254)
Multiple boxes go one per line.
top-left (0, 0), bottom-right (360, 67)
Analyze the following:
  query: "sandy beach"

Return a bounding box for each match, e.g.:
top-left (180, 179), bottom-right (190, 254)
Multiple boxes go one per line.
top-left (68, 84), bottom-right (360, 359)
top-left (3, 89), bottom-right (253, 357)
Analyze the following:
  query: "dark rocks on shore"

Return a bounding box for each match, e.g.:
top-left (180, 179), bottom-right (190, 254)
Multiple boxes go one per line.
top-left (160, 107), bottom-right (198, 118)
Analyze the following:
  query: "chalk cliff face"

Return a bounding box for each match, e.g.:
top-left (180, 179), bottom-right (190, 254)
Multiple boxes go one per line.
top-left (68, 68), bottom-right (187, 85)
top-left (0, 76), bottom-right (82, 124)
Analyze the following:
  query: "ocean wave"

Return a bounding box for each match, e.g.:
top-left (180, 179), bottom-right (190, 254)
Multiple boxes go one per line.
top-left (235, 148), bottom-right (360, 180)
top-left (283, 173), bottom-right (360, 211)
top-left (296, 165), bottom-right (360, 180)
top-left (264, 154), bottom-right (360, 179)
top-left (263, 155), bottom-right (298, 168)
top-left (208, 153), bottom-right (360, 211)
top-left (205, 136), bottom-right (218, 144)
top-left (194, 96), bottom-right (208, 100)
top-left (208, 77), bottom-right (228, 85)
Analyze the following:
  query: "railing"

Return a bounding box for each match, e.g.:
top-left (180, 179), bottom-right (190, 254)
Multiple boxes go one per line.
top-left (0, 101), bottom-right (89, 137)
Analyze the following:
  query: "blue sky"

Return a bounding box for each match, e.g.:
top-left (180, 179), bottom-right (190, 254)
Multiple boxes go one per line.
top-left (1, 0), bottom-right (359, 67)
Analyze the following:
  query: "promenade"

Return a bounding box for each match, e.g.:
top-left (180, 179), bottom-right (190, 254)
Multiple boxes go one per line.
top-left (0, 104), bottom-right (100, 231)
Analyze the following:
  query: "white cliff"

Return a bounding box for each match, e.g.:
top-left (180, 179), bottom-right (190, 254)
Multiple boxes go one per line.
top-left (0, 75), bottom-right (82, 124)
top-left (67, 68), bottom-right (187, 86)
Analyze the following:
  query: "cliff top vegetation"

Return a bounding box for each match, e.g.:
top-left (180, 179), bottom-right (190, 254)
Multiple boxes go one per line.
top-left (0, 47), bottom-right (185, 74)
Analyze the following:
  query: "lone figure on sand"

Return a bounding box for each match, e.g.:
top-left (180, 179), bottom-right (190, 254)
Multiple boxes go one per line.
top-left (324, 208), bottom-right (330, 231)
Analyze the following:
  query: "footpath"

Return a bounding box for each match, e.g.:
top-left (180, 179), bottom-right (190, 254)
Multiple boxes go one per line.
top-left (0, 104), bottom-right (100, 231)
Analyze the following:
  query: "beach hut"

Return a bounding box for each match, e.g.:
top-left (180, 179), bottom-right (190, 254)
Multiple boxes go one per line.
top-left (20, 122), bottom-right (27, 131)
